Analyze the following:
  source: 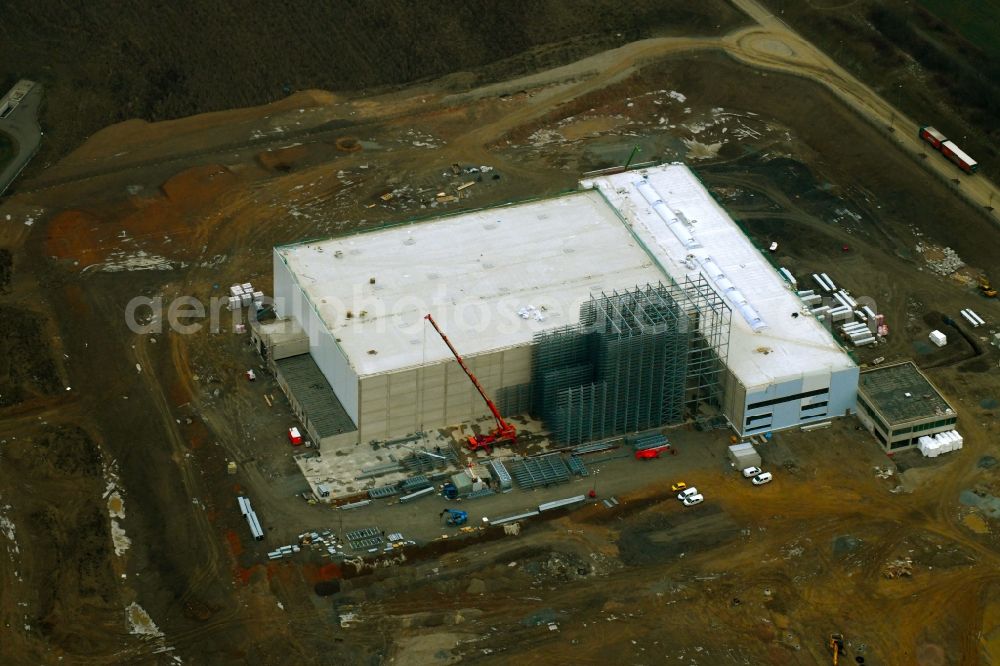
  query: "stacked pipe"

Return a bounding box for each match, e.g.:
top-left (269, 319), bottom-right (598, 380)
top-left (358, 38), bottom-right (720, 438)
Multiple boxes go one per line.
top-left (960, 309), bottom-right (986, 328)
top-left (778, 267), bottom-right (797, 287)
top-left (812, 274), bottom-right (832, 293)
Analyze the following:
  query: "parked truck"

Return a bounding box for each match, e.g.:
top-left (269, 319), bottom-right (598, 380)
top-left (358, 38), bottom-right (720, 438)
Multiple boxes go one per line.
top-left (918, 125), bottom-right (947, 150)
top-left (919, 125), bottom-right (978, 174)
top-left (940, 140), bottom-right (978, 174)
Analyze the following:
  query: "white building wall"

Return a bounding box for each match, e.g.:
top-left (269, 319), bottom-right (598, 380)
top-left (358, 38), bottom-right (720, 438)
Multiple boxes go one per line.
top-left (273, 250), bottom-right (360, 424)
top-left (734, 365), bottom-right (859, 436)
top-left (357, 346), bottom-right (532, 443)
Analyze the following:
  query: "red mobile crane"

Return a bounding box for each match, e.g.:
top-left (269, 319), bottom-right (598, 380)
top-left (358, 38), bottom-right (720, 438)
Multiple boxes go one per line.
top-left (424, 313), bottom-right (517, 453)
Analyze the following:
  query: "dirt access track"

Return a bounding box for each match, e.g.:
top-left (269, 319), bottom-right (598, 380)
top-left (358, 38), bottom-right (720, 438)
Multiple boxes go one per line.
top-left (2, 0), bottom-right (1000, 663)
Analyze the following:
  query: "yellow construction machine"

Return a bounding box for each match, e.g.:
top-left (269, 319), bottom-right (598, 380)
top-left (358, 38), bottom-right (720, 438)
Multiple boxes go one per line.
top-left (978, 274), bottom-right (997, 298)
top-left (828, 633), bottom-right (845, 664)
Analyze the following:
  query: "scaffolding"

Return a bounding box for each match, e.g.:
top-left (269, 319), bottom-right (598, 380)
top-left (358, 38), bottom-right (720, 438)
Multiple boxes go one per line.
top-left (532, 279), bottom-right (730, 444)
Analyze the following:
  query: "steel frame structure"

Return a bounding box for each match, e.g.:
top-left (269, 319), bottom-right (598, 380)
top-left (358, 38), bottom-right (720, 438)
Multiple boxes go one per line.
top-left (531, 278), bottom-right (730, 444)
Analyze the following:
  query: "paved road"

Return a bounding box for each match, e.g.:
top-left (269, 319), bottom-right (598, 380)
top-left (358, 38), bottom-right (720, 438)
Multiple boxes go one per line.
top-left (725, 0), bottom-right (998, 216)
top-left (0, 80), bottom-right (43, 196)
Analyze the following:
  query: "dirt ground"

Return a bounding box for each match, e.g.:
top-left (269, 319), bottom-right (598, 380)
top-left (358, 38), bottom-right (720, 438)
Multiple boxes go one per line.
top-left (2, 5), bottom-right (1000, 665)
top-left (0, 0), bottom-right (746, 169)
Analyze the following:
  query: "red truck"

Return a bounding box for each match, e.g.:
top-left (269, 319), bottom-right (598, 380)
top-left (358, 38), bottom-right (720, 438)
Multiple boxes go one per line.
top-left (918, 125), bottom-right (947, 149)
top-left (940, 140), bottom-right (979, 174)
top-left (919, 125), bottom-right (978, 174)
top-left (635, 444), bottom-right (673, 460)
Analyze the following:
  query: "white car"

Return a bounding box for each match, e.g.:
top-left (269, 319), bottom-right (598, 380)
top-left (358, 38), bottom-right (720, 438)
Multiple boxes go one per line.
top-left (751, 472), bottom-right (773, 486)
top-left (682, 493), bottom-right (704, 507)
top-left (677, 487), bottom-right (699, 501)
top-left (742, 466), bottom-right (762, 478)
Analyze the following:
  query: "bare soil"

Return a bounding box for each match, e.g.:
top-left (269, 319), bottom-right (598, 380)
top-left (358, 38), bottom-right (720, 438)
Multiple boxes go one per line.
top-left (0, 0), bottom-right (746, 170)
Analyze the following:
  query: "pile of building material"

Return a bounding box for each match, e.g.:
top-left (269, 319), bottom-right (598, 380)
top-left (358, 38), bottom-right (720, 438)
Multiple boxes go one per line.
top-left (509, 454), bottom-right (571, 490)
top-left (916, 242), bottom-right (964, 276)
top-left (343, 528), bottom-right (413, 553)
top-left (538, 495), bottom-right (587, 512)
top-left (571, 439), bottom-right (620, 455)
top-left (566, 455), bottom-right (589, 477)
top-left (299, 530), bottom-right (344, 557)
top-left (488, 494), bottom-right (588, 526)
top-left (841, 322), bottom-right (876, 347)
top-left (228, 282), bottom-right (264, 311)
top-left (812, 273), bottom-right (836, 293)
top-left (399, 486), bottom-right (436, 503)
top-left (917, 430), bottom-right (963, 457)
top-left (796, 289), bottom-right (822, 308)
top-left (727, 442), bottom-right (761, 469)
top-left (487, 459), bottom-right (513, 493)
top-left (778, 267), bottom-right (797, 287)
top-left (400, 446), bottom-right (458, 473)
top-left (345, 526), bottom-right (384, 551)
top-left (237, 496), bottom-right (264, 541)
top-left (794, 270), bottom-right (888, 339)
top-left (882, 557), bottom-right (913, 579)
top-left (267, 543), bottom-right (302, 560)
top-left (629, 432), bottom-right (669, 451)
top-left (960, 309), bottom-right (986, 328)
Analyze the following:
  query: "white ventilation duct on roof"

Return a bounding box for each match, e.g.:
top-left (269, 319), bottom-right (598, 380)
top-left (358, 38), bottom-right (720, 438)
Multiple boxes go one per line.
top-left (633, 179), bottom-right (699, 250)
top-left (695, 254), bottom-right (767, 332)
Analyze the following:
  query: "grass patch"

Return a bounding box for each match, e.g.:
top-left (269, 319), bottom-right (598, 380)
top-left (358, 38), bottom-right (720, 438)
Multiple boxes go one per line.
top-left (0, 131), bottom-right (14, 174)
top-left (917, 0), bottom-right (1000, 60)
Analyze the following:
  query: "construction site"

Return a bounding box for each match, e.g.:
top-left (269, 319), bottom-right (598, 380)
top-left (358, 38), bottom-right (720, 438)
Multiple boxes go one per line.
top-left (2, 1), bottom-right (1000, 664)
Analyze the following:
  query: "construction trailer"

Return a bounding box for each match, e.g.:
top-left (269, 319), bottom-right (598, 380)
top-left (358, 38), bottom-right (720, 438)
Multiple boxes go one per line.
top-left (728, 442), bottom-right (761, 470)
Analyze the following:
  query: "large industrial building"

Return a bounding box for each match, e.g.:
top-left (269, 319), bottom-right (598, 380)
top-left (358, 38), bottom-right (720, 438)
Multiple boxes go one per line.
top-left (266, 163), bottom-right (858, 452)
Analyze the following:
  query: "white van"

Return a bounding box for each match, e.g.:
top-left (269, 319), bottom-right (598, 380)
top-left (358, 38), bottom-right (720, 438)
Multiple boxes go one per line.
top-left (682, 493), bottom-right (704, 507)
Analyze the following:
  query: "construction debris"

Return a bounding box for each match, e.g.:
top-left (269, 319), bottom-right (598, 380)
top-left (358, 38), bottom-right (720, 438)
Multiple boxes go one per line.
top-left (916, 242), bottom-right (964, 276)
top-left (882, 558), bottom-right (913, 579)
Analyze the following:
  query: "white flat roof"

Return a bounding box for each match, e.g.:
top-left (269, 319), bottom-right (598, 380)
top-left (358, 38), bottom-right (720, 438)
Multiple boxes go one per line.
top-left (277, 191), bottom-right (663, 376)
top-left (588, 164), bottom-right (854, 390)
top-left (278, 163), bottom-right (854, 387)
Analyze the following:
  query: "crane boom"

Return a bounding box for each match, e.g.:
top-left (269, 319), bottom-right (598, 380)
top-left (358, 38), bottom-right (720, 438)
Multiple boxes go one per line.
top-left (424, 313), bottom-right (516, 452)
